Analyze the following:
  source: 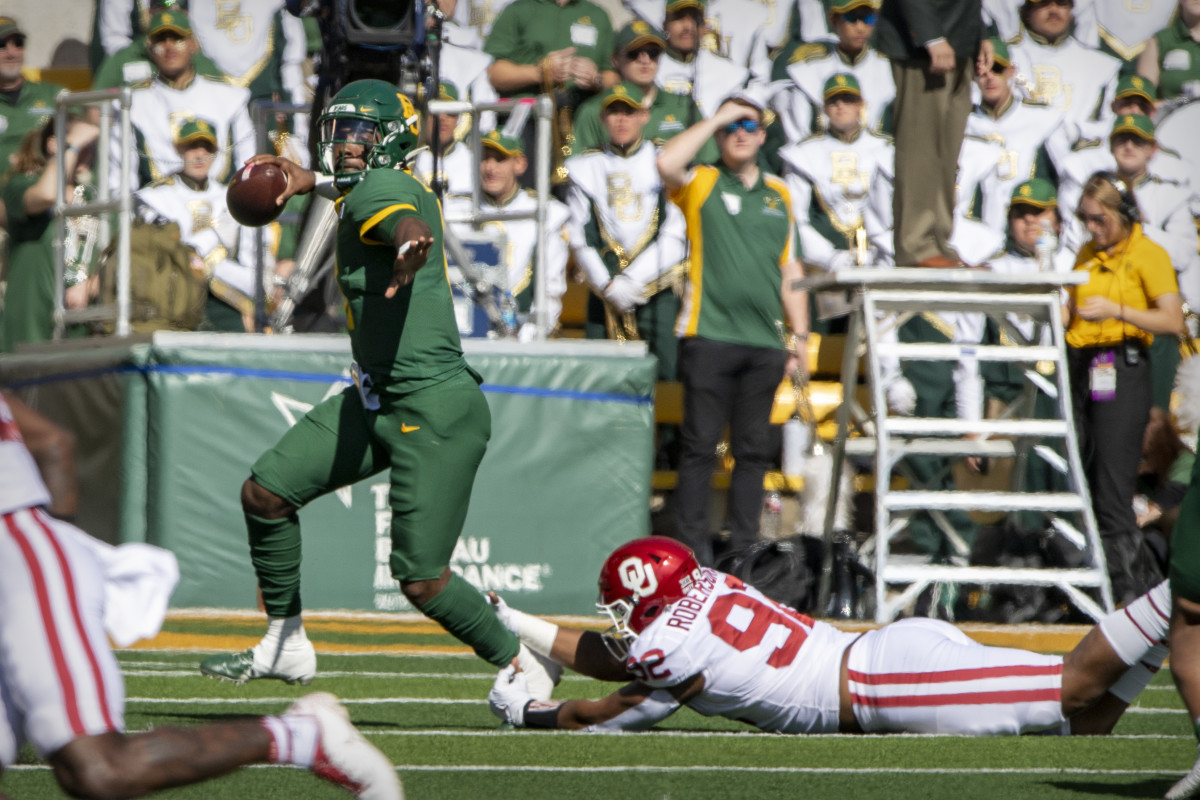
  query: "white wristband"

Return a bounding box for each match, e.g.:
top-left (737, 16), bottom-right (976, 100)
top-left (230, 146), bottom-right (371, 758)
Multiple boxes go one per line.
top-left (511, 609), bottom-right (559, 657)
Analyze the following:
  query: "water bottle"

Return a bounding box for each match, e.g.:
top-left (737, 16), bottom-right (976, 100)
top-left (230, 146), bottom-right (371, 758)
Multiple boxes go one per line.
top-left (761, 491), bottom-right (783, 539)
top-left (1035, 220), bottom-right (1057, 272)
top-left (781, 416), bottom-right (809, 476)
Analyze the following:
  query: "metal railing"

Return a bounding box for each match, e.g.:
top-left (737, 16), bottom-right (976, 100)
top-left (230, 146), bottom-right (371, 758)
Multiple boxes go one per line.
top-left (52, 86), bottom-right (134, 338)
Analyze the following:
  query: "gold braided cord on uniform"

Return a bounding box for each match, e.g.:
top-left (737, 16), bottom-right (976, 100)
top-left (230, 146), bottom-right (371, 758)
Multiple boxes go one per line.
top-left (593, 203), bottom-right (661, 342)
top-left (920, 311), bottom-right (956, 342)
top-left (595, 204), bottom-right (660, 272)
top-left (209, 273), bottom-right (255, 315)
top-left (221, 24), bottom-right (276, 89)
top-left (810, 184), bottom-right (864, 251)
top-left (1098, 26), bottom-right (1149, 63)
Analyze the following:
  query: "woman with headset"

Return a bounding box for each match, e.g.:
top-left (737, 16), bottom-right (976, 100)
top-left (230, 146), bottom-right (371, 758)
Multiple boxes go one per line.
top-left (1065, 171), bottom-right (1184, 605)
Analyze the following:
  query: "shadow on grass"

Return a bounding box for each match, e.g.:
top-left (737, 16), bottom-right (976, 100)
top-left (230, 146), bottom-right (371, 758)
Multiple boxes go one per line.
top-left (1045, 778), bottom-right (1177, 798)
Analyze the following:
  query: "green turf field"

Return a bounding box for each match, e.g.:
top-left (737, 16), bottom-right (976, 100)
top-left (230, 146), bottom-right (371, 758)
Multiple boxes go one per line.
top-left (1, 614), bottom-right (1195, 800)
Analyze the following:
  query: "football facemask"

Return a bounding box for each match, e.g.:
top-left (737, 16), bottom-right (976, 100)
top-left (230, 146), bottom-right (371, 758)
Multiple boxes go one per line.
top-left (317, 79), bottom-right (421, 190)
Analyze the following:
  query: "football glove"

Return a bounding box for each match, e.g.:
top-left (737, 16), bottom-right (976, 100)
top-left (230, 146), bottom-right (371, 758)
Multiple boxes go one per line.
top-left (489, 664), bottom-right (533, 727)
top-left (886, 377), bottom-right (918, 416)
top-left (603, 275), bottom-right (646, 313)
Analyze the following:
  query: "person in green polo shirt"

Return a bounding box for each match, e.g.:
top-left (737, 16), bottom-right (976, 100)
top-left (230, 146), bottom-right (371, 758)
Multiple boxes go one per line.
top-left (0, 17), bottom-right (63, 183)
top-left (657, 91), bottom-right (809, 565)
top-left (484, 0), bottom-right (617, 105)
top-left (571, 21), bottom-right (715, 162)
top-left (1138, 1), bottom-right (1200, 102)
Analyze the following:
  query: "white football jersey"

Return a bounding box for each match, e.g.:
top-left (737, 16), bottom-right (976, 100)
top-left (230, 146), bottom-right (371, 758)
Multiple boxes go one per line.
top-left (626, 568), bottom-right (857, 734)
top-left (0, 395), bottom-right (52, 516)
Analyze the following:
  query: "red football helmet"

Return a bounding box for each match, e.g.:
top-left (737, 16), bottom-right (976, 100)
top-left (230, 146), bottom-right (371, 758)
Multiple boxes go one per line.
top-left (596, 536), bottom-right (703, 657)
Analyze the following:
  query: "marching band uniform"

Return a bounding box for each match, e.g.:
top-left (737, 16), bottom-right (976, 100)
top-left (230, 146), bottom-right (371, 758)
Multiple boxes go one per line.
top-left (1008, 25), bottom-right (1121, 131)
top-left (778, 124), bottom-right (893, 273)
top-left (565, 135), bottom-right (687, 378)
top-left (773, 41), bottom-right (894, 142)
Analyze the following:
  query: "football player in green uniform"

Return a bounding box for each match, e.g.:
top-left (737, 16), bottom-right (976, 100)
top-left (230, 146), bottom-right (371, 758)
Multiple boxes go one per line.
top-left (199, 80), bottom-right (558, 696)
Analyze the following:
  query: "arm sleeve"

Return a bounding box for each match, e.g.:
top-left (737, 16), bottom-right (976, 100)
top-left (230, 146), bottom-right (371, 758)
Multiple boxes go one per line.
top-left (564, 177), bottom-right (614, 292)
top-left (580, 689), bottom-right (682, 732)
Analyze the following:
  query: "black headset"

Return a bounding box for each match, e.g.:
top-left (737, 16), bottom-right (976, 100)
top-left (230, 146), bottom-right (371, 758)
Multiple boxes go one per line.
top-left (1094, 170), bottom-right (1141, 224)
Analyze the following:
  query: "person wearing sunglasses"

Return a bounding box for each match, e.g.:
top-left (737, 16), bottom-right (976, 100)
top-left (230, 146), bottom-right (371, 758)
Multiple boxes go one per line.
top-left (657, 91), bottom-right (809, 565)
top-left (1008, 0), bottom-right (1122, 133)
top-left (0, 17), bottom-right (64, 188)
top-left (771, 0), bottom-right (894, 144)
top-left (571, 21), bottom-right (714, 162)
top-left (1064, 171), bottom-right (1184, 606)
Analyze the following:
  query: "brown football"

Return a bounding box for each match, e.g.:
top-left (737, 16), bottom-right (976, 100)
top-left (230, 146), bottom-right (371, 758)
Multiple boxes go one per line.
top-left (226, 162), bottom-right (288, 227)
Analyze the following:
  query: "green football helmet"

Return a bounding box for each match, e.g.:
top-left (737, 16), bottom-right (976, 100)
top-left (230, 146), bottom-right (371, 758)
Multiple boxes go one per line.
top-left (318, 79), bottom-right (421, 189)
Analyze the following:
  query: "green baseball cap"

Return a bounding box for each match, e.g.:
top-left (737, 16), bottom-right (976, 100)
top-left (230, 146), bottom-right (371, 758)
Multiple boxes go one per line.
top-left (1115, 74), bottom-right (1157, 103)
top-left (1110, 113), bottom-right (1156, 142)
top-left (0, 17), bottom-right (25, 39)
top-left (615, 21), bottom-right (666, 53)
top-left (482, 129), bottom-right (524, 157)
top-left (823, 73), bottom-right (862, 100)
top-left (148, 10), bottom-right (192, 37)
top-left (175, 118), bottom-right (218, 147)
top-left (829, 0), bottom-right (878, 14)
top-left (600, 82), bottom-right (645, 111)
top-left (666, 0), bottom-right (706, 15)
top-left (991, 37), bottom-right (1011, 68)
top-left (438, 81), bottom-right (460, 101)
top-left (1010, 178), bottom-right (1057, 209)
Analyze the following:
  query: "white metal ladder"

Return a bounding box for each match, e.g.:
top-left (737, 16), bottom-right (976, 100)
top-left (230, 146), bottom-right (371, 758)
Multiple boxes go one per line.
top-left (799, 268), bottom-right (1113, 623)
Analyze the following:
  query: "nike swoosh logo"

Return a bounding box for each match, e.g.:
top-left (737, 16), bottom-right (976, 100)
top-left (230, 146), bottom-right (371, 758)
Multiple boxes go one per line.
top-left (401, 424), bottom-right (420, 433)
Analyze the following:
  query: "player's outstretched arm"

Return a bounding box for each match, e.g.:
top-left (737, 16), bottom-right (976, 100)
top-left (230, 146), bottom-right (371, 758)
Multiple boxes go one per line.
top-left (488, 592), bottom-right (628, 682)
top-left (489, 667), bottom-right (693, 731)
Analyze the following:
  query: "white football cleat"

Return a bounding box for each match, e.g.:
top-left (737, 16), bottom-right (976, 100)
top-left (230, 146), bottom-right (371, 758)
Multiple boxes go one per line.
top-left (286, 692), bottom-right (403, 800)
top-left (1168, 745), bottom-right (1200, 799)
top-left (515, 642), bottom-right (562, 701)
top-left (200, 639), bottom-right (317, 685)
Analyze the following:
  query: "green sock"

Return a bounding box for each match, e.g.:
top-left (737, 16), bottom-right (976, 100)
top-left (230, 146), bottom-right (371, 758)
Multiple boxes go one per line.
top-left (418, 573), bottom-right (520, 667)
top-left (246, 512), bottom-right (303, 617)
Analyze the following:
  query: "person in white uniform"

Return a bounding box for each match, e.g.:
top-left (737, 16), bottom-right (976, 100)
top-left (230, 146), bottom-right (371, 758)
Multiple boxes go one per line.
top-left (112, 9), bottom-right (256, 191)
top-left (655, 0), bottom-right (750, 118)
top-left (1007, 0), bottom-right (1121, 132)
top-left (565, 82), bottom-right (688, 375)
top-left (778, 73), bottom-right (893, 279)
top-left (487, 535), bottom-right (1170, 737)
top-left (0, 392), bottom-right (402, 800)
top-left (443, 130), bottom-right (570, 339)
top-left (771, 0), bottom-right (894, 143)
top-left (135, 118), bottom-right (275, 332)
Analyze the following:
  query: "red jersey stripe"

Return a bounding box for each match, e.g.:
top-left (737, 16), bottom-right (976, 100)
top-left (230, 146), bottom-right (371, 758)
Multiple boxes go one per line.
top-left (848, 662), bottom-right (1062, 685)
top-left (852, 687), bottom-right (1062, 708)
top-left (33, 509), bottom-right (116, 731)
top-left (1123, 607), bottom-right (1155, 646)
top-left (5, 512), bottom-right (85, 736)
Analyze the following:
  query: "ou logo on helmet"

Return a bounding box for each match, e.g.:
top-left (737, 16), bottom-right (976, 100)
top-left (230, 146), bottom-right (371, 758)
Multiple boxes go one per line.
top-left (618, 557), bottom-right (658, 598)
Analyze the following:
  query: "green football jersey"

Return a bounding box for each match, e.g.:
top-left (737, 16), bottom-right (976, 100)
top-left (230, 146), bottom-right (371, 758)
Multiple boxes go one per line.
top-left (335, 168), bottom-right (465, 392)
